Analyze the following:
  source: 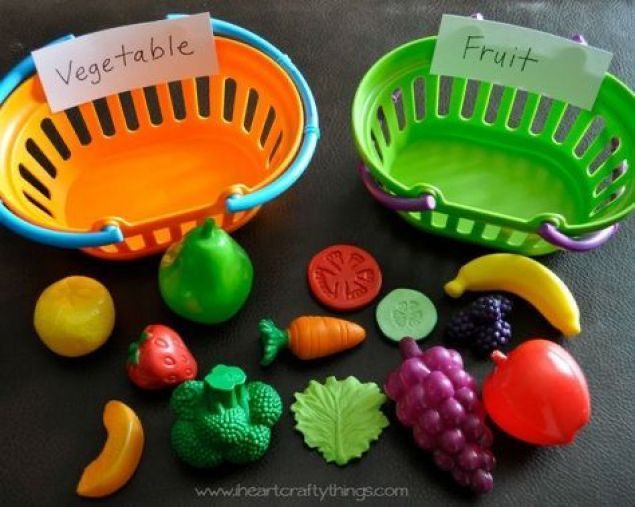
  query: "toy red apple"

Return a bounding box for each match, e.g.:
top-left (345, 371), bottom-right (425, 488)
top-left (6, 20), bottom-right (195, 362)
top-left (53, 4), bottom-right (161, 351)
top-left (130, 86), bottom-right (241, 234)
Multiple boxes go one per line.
top-left (483, 340), bottom-right (590, 446)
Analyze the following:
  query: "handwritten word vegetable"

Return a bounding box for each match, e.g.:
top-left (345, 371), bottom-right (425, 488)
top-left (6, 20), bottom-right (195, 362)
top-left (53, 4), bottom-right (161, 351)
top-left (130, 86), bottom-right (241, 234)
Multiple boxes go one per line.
top-left (385, 339), bottom-right (495, 494)
top-left (259, 316), bottom-right (366, 366)
top-left (483, 340), bottom-right (591, 446)
top-left (127, 325), bottom-right (197, 390)
top-left (291, 376), bottom-right (389, 465)
top-left (55, 35), bottom-right (194, 87)
top-left (76, 401), bottom-right (144, 498)
top-left (444, 253), bottom-right (580, 337)
top-left (34, 276), bottom-right (115, 357)
top-left (170, 365), bottom-right (282, 467)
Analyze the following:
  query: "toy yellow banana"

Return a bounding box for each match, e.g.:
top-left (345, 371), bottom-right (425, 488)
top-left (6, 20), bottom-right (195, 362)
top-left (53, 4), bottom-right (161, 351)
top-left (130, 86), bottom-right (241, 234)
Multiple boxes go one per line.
top-left (444, 254), bottom-right (580, 337)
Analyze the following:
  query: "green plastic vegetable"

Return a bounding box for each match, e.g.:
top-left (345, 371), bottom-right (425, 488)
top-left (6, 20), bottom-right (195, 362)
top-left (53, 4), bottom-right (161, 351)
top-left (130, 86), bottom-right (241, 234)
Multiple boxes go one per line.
top-left (159, 219), bottom-right (254, 324)
top-left (291, 376), bottom-right (389, 466)
top-left (170, 364), bottom-right (282, 467)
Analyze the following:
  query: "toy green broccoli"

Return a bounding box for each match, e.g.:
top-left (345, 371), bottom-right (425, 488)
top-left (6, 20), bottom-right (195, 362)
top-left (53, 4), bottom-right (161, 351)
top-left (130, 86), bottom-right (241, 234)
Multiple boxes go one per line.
top-left (170, 364), bottom-right (283, 467)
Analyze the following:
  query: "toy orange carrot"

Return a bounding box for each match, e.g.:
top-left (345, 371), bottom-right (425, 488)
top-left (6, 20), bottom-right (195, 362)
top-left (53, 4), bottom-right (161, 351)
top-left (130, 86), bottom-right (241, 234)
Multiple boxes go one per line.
top-left (259, 316), bottom-right (366, 366)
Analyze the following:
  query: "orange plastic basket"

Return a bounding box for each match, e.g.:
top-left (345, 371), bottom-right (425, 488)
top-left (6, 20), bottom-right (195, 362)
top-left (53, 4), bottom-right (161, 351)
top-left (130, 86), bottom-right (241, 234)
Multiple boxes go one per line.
top-left (0, 18), bottom-right (319, 259)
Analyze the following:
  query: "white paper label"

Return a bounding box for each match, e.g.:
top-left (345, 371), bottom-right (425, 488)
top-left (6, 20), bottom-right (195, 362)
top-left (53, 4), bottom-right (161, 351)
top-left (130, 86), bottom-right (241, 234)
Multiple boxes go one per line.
top-left (32, 13), bottom-right (218, 112)
top-left (430, 15), bottom-right (613, 110)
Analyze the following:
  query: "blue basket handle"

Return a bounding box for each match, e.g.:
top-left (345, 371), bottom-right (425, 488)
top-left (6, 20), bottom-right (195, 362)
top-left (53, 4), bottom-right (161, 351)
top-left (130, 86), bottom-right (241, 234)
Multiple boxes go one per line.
top-left (0, 202), bottom-right (123, 248)
top-left (538, 222), bottom-right (619, 252)
top-left (168, 15), bottom-right (320, 213)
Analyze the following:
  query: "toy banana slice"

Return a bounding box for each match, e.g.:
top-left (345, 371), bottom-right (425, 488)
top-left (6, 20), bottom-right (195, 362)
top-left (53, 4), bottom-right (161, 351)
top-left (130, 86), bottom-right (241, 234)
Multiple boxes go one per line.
top-left (444, 254), bottom-right (580, 337)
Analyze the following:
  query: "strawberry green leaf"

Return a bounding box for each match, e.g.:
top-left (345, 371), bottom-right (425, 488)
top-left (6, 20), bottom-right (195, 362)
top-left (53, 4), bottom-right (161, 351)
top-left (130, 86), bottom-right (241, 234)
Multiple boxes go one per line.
top-left (291, 376), bottom-right (389, 466)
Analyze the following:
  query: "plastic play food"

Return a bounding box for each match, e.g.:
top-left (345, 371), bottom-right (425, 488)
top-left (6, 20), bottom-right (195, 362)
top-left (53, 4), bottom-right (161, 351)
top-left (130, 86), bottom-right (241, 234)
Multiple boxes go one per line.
top-left (170, 364), bottom-right (282, 467)
top-left (33, 276), bottom-right (115, 357)
top-left (76, 400), bottom-right (144, 498)
top-left (446, 295), bottom-right (513, 355)
top-left (259, 316), bottom-right (366, 366)
top-left (307, 244), bottom-right (382, 311)
top-left (126, 325), bottom-right (197, 390)
top-left (376, 288), bottom-right (437, 342)
top-left (384, 339), bottom-right (495, 494)
top-left (444, 254), bottom-right (580, 337)
top-left (483, 340), bottom-right (591, 446)
top-left (291, 376), bottom-right (389, 465)
top-left (159, 219), bottom-right (253, 324)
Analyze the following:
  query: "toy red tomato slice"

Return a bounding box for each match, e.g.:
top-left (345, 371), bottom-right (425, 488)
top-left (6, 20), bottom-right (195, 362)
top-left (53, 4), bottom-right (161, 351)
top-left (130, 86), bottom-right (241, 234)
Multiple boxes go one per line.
top-left (307, 244), bottom-right (382, 311)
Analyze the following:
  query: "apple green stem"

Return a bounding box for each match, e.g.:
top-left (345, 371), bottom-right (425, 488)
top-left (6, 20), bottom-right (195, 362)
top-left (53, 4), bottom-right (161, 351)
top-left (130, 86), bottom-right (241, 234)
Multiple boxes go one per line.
top-left (200, 218), bottom-right (216, 238)
top-left (259, 319), bottom-right (289, 366)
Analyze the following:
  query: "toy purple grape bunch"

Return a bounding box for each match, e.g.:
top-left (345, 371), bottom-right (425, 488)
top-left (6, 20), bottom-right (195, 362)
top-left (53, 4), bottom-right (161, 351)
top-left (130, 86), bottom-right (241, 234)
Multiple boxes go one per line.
top-left (384, 339), bottom-right (495, 494)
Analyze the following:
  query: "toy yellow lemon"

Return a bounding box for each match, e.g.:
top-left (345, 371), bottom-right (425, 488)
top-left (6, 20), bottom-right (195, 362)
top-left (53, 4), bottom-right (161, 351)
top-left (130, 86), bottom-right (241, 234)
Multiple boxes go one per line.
top-left (34, 276), bottom-right (115, 357)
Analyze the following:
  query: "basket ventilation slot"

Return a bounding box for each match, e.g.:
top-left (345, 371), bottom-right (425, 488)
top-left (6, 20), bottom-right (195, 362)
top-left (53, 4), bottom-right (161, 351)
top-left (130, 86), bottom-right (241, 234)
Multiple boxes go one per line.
top-left (19, 163), bottom-right (50, 199)
top-left (65, 107), bottom-right (91, 145)
top-left (259, 107), bottom-right (276, 147)
top-left (23, 192), bottom-right (53, 217)
top-left (574, 117), bottom-right (605, 157)
top-left (484, 84), bottom-right (504, 124)
top-left (143, 87), bottom-right (163, 125)
top-left (553, 105), bottom-right (581, 143)
top-left (530, 96), bottom-right (553, 135)
top-left (243, 89), bottom-right (259, 131)
top-left (117, 91), bottom-right (140, 130)
top-left (507, 90), bottom-right (527, 129)
top-left (92, 98), bottom-right (115, 136)
top-left (460, 79), bottom-right (479, 119)
top-left (168, 81), bottom-right (186, 120)
top-left (195, 77), bottom-right (210, 117)
top-left (392, 88), bottom-right (406, 129)
top-left (40, 119), bottom-right (71, 160)
top-left (412, 77), bottom-right (426, 120)
top-left (25, 139), bottom-right (57, 178)
top-left (223, 78), bottom-right (237, 122)
top-left (592, 186), bottom-right (626, 216)
top-left (437, 76), bottom-right (453, 117)
top-left (377, 106), bottom-right (391, 146)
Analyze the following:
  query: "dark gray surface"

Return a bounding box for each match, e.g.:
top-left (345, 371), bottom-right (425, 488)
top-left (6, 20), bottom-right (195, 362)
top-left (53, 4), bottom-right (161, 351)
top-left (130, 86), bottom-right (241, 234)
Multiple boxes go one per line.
top-left (0, 1), bottom-right (633, 505)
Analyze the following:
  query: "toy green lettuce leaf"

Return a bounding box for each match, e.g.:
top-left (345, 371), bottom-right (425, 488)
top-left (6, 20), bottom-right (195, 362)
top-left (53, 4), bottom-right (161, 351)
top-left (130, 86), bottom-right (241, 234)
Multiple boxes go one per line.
top-left (291, 376), bottom-right (389, 466)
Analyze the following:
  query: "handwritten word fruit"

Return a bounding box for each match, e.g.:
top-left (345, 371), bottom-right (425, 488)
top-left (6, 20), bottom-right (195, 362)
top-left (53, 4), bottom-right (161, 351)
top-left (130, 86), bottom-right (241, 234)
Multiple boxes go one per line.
top-left (159, 219), bottom-right (253, 324)
top-left (483, 340), bottom-right (591, 446)
top-left (385, 339), bottom-right (495, 494)
top-left (76, 401), bottom-right (144, 498)
top-left (126, 325), bottom-right (197, 390)
top-left (444, 254), bottom-right (580, 337)
top-left (259, 316), bottom-right (366, 366)
top-left (34, 276), bottom-right (115, 357)
top-left (307, 244), bottom-right (382, 311)
top-left (170, 365), bottom-right (282, 467)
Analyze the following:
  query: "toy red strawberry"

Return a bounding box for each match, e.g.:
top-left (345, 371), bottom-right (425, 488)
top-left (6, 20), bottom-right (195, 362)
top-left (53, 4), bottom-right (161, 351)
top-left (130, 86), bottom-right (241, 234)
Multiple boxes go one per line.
top-left (127, 325), bottom-right (197, 390)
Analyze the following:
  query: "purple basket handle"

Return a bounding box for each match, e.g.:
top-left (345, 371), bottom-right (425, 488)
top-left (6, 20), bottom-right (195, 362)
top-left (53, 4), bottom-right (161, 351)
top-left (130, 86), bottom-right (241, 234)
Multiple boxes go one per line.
top-left (358, 164), bottom-right (436, 211)
top-left (538, 222), bottom-right (619, 252)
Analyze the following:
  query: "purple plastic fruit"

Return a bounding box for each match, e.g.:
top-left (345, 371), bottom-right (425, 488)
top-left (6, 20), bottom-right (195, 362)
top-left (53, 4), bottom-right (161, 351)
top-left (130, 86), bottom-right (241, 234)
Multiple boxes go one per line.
top-left (384, 339), bottom-right (495, 494)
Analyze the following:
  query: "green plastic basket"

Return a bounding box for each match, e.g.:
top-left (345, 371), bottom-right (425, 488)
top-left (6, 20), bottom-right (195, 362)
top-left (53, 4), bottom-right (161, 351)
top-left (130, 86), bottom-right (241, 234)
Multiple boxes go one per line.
top-left (352, 36), bottom-right (634, 255)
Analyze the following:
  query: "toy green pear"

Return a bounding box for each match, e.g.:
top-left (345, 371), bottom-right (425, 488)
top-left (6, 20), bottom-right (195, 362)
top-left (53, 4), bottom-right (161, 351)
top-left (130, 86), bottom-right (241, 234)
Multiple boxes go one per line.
top-left (159, 219), bottom-right (253, 324)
